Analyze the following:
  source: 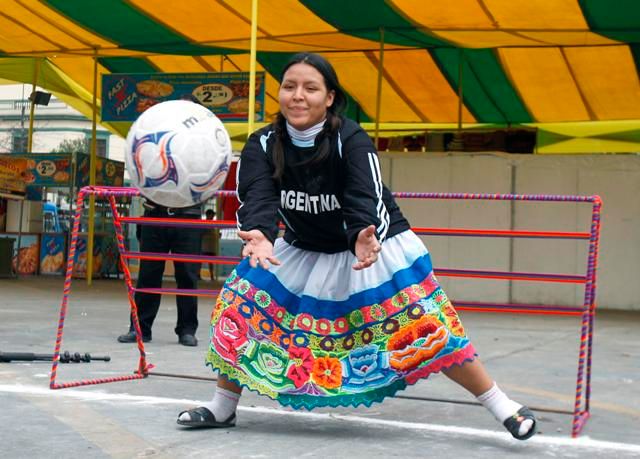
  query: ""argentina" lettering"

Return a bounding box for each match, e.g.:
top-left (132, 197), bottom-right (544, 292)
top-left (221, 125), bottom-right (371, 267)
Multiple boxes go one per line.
top-left (280, 190), bottom-right (341, 214)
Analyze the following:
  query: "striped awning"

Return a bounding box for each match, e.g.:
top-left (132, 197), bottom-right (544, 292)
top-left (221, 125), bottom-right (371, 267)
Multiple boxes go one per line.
top-left (0, 0), bottom-right (639, 152)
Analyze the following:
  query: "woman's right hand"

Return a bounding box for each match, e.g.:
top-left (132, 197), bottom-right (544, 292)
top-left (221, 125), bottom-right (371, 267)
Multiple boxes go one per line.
top-left (353, 225), bottom-right (381, 271)
top-left (238, 229), bottom-right (281, 269)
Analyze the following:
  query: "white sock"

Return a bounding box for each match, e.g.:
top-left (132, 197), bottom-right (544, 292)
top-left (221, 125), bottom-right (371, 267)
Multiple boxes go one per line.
top-left (179, 388), bottom-right (240, 422)
top-left (477, 383), bottom-right (534, 436)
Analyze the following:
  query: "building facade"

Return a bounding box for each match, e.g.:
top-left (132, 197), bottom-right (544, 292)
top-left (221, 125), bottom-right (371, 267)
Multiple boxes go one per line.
top-left (0, 84), bottom-right (125, 160)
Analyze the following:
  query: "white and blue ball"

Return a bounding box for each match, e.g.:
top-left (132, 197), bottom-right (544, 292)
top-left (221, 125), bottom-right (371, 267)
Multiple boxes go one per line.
top-left (125, 100), bottom-right (232, 208)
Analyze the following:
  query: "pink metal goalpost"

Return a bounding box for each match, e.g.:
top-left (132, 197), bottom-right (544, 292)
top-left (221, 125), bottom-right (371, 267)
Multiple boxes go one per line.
top-left (49, 186), bottom-right (602, 438)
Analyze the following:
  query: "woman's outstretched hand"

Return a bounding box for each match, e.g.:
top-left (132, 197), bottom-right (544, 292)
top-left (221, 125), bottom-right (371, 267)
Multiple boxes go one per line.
top-left (353, 225), bottom-right (381, 271)
top-left (238, 230), bottom-right (281, 269)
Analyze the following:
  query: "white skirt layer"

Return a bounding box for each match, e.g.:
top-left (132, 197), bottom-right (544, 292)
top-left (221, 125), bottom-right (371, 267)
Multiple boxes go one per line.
top-left (269, 230), bottom-right (428, 300)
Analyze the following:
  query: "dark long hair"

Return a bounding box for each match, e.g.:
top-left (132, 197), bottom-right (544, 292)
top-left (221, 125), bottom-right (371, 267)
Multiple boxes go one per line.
top-left (272, 53), bottom-right (347, 181)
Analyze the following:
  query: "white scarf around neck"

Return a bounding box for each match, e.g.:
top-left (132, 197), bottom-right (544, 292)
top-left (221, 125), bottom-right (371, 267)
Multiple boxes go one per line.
top-left (286, 119), bottom-right (326, 147)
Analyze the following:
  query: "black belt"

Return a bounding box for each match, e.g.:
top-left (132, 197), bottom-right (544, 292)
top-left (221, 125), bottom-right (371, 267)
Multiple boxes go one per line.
top-left (142, 201), bottom-right (201, 217)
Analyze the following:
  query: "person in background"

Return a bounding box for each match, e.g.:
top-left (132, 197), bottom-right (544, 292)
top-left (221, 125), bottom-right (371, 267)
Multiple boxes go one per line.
top-left (201, 209), bottom-right (218, 281)
top-left (177, 52), bottom-right (536, 440)
top-left (118, 198), bottom-right (202, 346)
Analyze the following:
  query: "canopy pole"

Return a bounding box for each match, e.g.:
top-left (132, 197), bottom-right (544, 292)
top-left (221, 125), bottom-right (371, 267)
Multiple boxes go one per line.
top-left (27, 58), bottom-right (41, 153)
top-left (87, 50), bottom-right (98, 285)
top-left (457, 48), bottom-right (464, 132)
top-left (374, 26), bottom-right (385, 150)
top-left (24, 57), bottom-right (40, 278)
top-left (15, 199), bottom-right (24, 278)
top-left (247, 0), bottom-right (259, 137)
top-left (449, 49), bottom-right (465, 151)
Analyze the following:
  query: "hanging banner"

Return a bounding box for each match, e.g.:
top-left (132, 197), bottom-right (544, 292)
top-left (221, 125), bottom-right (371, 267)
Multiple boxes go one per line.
top-left (0, 153), bottom-right (72, 191)
top-left (75, 153), bottom-right (125, 188)
top-left (0, 156), bottom-right (28, 197)
top-left (101, 72), bottom-right (265, 122)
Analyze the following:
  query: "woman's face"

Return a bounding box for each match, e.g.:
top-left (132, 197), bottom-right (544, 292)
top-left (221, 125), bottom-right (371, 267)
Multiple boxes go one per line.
top-left (279, 62), bottom-right (335, 131)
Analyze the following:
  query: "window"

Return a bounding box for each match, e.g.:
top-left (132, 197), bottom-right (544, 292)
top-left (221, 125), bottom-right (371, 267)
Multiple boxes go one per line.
top-left (84, 136), bottom-right (108, 157)
top-left (11, 131), bottom-right (27, 152)
top-left (96, 138), bottom-right (107, 157)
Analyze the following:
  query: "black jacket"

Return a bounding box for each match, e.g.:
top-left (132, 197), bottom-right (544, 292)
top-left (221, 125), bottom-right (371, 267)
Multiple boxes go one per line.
top-left (236, 117), bottom-right (410, 254)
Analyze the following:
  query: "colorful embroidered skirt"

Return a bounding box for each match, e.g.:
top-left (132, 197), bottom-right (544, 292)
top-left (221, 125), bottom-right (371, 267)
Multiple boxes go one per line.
top-left (206, 230), bottom-right (476, 410)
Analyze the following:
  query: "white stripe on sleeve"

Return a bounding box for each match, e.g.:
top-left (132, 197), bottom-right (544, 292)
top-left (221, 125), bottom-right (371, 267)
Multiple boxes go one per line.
top-left (367, 152), bottom-right (389, 241)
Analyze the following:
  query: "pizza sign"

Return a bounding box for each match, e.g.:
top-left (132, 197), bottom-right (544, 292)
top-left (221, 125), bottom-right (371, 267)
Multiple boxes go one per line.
top-left (101, 72), bottom-right (266, 122)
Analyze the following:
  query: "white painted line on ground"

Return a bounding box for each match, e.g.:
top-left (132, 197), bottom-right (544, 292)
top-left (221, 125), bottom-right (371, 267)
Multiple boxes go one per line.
top-left (2, 383), bottom-right (640, 454)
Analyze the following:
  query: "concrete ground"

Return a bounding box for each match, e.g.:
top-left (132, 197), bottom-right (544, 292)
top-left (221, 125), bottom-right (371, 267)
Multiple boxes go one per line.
top-left (1, 276), bottom-right (639, 458)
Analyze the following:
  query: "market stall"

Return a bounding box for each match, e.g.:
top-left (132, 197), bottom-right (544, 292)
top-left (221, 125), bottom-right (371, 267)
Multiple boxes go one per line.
top-left (0, 152), bottom-right (125, 277)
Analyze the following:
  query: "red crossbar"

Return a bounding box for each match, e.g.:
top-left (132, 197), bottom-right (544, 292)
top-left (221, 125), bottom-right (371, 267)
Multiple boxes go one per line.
top-left (121, 251), bottom-right (240, 265)
top-left (434, 268), bottom-right (586, 283)
top-left (119, 216), bottom-right (225, 228)
top-left (412, 226), bottom-right (590, 239)
top-left (134, 288), bottom-right (220, 297)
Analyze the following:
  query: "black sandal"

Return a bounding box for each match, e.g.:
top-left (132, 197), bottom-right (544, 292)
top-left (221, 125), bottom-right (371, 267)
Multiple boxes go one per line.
top-left (176, 407), bottom-right (236, 429)
top-left (503, 406), bottom-right (537, 440)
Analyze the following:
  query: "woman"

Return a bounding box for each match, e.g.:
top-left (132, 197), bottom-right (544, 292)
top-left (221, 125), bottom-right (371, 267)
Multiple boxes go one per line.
top-left (177, 53), bottom-right (536, 440)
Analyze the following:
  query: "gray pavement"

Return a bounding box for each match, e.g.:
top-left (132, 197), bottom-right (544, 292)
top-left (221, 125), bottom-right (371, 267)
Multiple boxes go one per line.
top-left (1, 276), bottom-right (639, 458)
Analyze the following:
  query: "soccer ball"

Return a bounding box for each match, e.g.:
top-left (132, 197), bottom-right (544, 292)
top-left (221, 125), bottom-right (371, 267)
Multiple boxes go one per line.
top-left (125, 100), bottom-right (232, 208)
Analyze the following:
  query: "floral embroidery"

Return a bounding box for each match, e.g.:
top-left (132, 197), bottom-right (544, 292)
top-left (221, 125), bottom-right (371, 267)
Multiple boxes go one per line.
top-left (245, 341), bottom-right (289, 387)
top-left (286, 346), bottom-right (314, 388)
top-left (411, 283), bottom-right (426, 297)
top-left (342, 344), bottom-right (394, 390)
top-left (388, 316), bottom-right (449, 371)
top-left (292, 333), bottom-right (309, 348)
top-left (312, 356), bottom-right (342, 389)
top-left (407, 303), bottom-right (425, 319)
top-left (207, 264), bottom-right (473, 408)
top-left (369, 303), bottom-right (387, 321)
top-left (259, 319), bottom-right (274, 334)
top-left (238, 301), bottom-right (254, 318)
top-left (221, 288), bottom-right (235, 304)
top-left (237, 279), bottom-right (251, 295)
top-left (442, 301), bottom-right (466, 337)
top-left (254, 290), bottom-right (271, 308)
top-left (349, 309), bottom-right (365, 328)
top-left (362, 328), bottom-right (374, 344)
top-left (212, 308), bottom-right (248, 364)
top-left (392, 291), bottom-right (410, 308)
top-left (319, 336), bottom-right (335, 352)
top-left (270, 306), bottom-right (287, 323)
top-left (315, 318), bottom-right (332, 335)
top-left (225, 271), bottom-right (237, 285)
top-left (342, 334), bottom-right (355, 350)
top-left (296, 313), bottom-right (314, 331)
top-left (279, 334), bottom-right (292, 350)
top-left (433, 291), bottom-right (447, 306)
top-left (382, 318), bottom-right (400, 334)
top-left (334, 317), bottom-right (349, 334)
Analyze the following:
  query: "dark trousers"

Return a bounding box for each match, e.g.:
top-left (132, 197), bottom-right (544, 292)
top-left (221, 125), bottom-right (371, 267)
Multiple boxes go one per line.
top-left (130, 210), bottom-right (202, 338)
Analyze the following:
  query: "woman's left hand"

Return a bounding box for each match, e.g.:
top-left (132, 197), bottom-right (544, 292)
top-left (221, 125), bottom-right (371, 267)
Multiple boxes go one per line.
top-left (353, 225), bottom-right (381, 271)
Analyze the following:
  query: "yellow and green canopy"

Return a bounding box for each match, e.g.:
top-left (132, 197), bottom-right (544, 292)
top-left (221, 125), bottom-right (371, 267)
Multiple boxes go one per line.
top-left (0, 0), bottom-right (638, 152)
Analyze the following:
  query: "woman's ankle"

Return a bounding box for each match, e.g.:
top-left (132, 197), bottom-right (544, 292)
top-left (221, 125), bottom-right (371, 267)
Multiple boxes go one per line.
top-left (217, 376), bottom-right (243, 395)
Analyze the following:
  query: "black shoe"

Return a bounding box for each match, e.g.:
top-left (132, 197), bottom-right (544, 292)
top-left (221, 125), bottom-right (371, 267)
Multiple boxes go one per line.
top-left (179, 334), bottom-right (198, 347)
top-left (177, 407), bottom-right (236, 428)
top-left (503, 406), bottom-right (537, 440)
top-left (117, 331), bottom-right (151, 343)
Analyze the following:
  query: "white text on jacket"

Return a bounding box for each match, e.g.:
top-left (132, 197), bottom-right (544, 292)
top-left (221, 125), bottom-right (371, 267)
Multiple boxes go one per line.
top-left (280, 190), bottom-right (341, 214)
